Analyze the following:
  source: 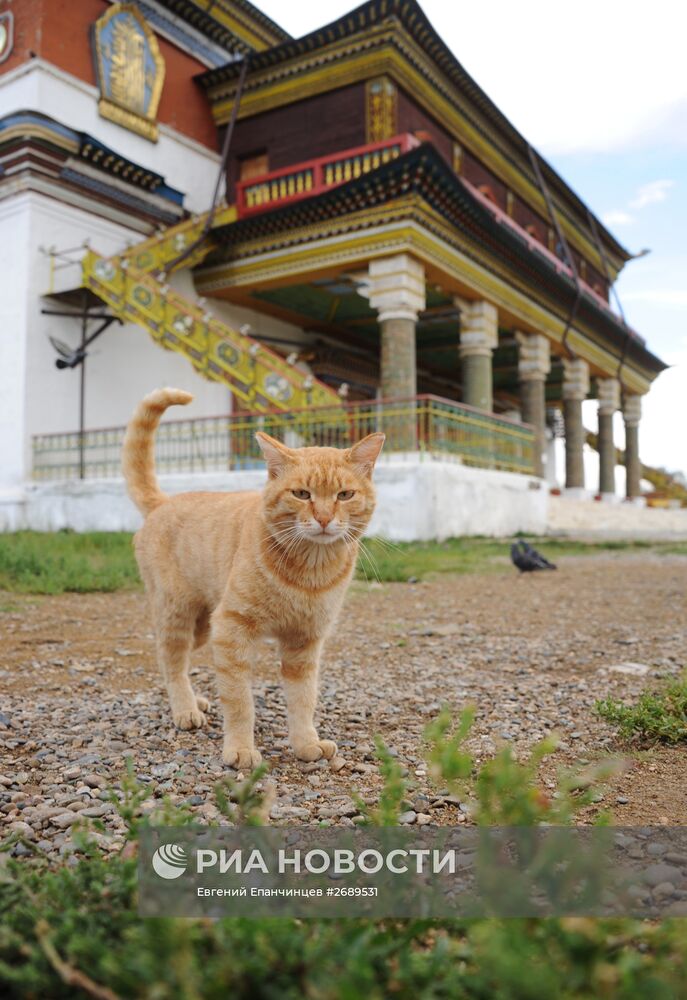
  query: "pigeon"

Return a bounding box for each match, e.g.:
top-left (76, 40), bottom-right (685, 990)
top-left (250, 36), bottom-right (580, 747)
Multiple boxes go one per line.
top-left (510, 539), bottom-right (557, 573)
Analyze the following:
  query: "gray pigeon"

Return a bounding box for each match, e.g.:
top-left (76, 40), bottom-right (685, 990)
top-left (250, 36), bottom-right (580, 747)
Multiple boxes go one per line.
top-left (511, 539), bottom-right (557, 572)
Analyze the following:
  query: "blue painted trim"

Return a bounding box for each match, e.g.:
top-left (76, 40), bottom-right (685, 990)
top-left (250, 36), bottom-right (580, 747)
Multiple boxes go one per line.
top-left (61, 167), bottom-right (182, 224)
top-left (0, 110), bottom-right (185, 207)
top-left (133, 0), bottom-right (230, 66)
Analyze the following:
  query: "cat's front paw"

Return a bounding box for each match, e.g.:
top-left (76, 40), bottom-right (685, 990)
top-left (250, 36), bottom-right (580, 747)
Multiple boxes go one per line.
top-left (195, 695), bottom-right (210, 712)
top-left (293, 739), bottom-right (337, 762)
top-left (223, 745), bottom-right (262, 769)
top-left (173, 707), bottom-right (207, 730)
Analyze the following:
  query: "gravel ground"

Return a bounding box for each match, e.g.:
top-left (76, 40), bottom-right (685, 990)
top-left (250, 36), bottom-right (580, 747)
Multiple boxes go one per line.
top-left (1, 553), bottom-right (686, 862)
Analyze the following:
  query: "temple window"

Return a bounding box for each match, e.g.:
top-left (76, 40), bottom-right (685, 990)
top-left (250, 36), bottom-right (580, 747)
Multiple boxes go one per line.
top-left (239, 151), bottom-right (269, 181)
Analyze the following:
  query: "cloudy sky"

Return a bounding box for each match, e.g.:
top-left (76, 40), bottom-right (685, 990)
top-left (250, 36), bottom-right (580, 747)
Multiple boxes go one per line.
top-left (258, 0), bottom-right (686, 476)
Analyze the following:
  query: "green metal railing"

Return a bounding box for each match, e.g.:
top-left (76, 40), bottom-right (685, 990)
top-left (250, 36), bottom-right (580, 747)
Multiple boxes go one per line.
top-left (31, 395), bottom-right (535, 481)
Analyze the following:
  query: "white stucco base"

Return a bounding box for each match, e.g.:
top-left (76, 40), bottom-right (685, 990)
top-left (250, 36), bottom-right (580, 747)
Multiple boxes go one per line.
top-left (546, 495), bottom-right (687, 540)
top-left (3, 458), bottom-right (549, 541)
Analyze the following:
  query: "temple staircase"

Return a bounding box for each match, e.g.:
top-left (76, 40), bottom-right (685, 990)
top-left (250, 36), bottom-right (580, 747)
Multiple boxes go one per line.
top-left (80, 205), bottom-right (343, 413)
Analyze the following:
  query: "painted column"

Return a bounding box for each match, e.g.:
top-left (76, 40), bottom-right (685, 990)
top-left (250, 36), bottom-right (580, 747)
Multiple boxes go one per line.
top-left (459, 300), bottom-right (498, 411)
top-left (562, 357), bottom-right (590, 493)
top-left (367, 254), bottom-right (425, 449)
top-left (597, 377), bottom-right (620, 499)
top-left (622, 393), bottom-right (643, 500)
top-left (516, 332), bottom-right (550, 478)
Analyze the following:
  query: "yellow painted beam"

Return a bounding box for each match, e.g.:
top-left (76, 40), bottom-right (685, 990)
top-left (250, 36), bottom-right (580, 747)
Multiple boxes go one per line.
top-left (202, 0), bottom-right (286, 50)
top-left (196, 203), bottom-right (654, 394)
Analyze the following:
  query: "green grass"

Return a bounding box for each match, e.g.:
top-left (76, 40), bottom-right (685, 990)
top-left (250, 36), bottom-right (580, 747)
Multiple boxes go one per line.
top-left (1, 721), bottom-right (686, 998)
top-left (356, 535), bottom-right (666, 583)
top-left (0, 531), bottom-right (682, 593)
top-left (596, 672), bottom-right (687, 744)
top-left (0, 531), bottom-right (140, 594)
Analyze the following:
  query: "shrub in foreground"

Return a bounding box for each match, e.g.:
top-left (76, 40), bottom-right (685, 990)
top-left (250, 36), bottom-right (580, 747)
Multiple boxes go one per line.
top-left (1, 714), bottom-right (683, 998)
top-left (596, 672), bottom-right (687, 743)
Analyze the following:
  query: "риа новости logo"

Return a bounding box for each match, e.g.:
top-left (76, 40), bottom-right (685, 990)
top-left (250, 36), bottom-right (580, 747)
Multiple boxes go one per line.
top-left (152, 843), bottom-right (188, 879)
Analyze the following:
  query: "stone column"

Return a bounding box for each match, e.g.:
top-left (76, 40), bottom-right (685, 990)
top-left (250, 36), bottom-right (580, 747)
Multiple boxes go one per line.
top-left (367, 254), bottom-right (425, 399)
top-left (562, 357), bottom-right (590, 493)
top-left (597, 377), bottom-right (620, 499)
top-left (622, 393), bottom-right (642, 500)
top-left (458, 300), bottom-right (498, 411)
top-left (516, 332), bottom-right (550, 477)
top-left (367, 254), bottom-right (425, 449)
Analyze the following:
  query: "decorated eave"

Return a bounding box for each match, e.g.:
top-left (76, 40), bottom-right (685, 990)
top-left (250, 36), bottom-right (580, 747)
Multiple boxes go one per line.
top-left (207, 144), bottom-right (666, 380)
top-left (0, 111), bottom-right (185, 225)
top-left (156, 0), bottom-right (290, 54)
top-left (198, 0), bottom-right (630, 275)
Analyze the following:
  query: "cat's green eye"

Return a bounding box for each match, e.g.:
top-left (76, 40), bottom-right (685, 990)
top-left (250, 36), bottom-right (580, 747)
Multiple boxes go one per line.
top-left (337, 490), bottom-right (355, 501)
top-left (292, 489), bottom-right (311, 500)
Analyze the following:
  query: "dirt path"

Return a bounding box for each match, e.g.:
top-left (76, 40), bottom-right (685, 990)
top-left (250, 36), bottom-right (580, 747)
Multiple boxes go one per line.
top-left (1, 553), bottom-right (686, 856)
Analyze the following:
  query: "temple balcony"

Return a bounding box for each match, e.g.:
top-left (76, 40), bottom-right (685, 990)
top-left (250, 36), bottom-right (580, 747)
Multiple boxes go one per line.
top-left (233, 132), bottom-right (641, 341)
top-left (235, 134), bottom-right (420, 217)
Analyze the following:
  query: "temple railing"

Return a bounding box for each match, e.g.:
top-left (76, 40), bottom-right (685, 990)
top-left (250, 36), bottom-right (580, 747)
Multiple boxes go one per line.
top-left (236, 134), bottom-right (420, 217)
top-left (31, 395), bottom-right (535, 482)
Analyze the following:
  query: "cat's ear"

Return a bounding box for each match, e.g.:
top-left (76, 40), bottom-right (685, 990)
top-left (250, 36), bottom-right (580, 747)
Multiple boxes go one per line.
top-left (255, 432), bottom-right (295, 478)
top-left (347, 432), bottom-right (385, 477)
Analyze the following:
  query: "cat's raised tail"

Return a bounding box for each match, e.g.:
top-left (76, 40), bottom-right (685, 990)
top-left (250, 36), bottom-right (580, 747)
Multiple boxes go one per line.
top-left (122, 388), bottom-right (193, 516)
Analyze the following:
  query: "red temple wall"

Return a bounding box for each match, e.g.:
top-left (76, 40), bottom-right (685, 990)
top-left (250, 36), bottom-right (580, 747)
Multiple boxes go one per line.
top-left (0, 0), bottom-right (218, 149)
top-left (225, 83), bottom-right (368, 197)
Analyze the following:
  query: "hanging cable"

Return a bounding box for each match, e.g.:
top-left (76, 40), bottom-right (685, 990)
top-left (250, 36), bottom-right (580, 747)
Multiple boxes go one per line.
top-left (586, 207), bottom-right (633, 382)
top-left (165, 55), bottom-right (250, 274)
top-left (527, 144), bottom-right (582, 359)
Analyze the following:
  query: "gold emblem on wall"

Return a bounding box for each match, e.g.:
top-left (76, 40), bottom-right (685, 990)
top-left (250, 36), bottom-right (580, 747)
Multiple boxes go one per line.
top-left (365, 77), bottom-right (397, 142)
top-left (0, 12), bottom-right (14, 64)
top-left (93, 4), bottom-right (165, 142)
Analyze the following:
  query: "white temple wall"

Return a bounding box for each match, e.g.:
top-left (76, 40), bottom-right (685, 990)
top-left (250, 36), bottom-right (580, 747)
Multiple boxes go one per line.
top-left (0, 193), bottom-right (310, 519)
top-left (0, 195), bottom-right (32, 495)
top-left (17, 193), bottom-right (230, 461)
top-left (9, 457), bottom-right (550, 539)
top-left (0, 60), bottom-right (220, 213)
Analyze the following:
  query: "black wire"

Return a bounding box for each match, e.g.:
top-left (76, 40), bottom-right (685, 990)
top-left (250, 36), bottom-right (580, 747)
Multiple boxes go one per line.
top-left (165, 55), bottom-right (250, 274)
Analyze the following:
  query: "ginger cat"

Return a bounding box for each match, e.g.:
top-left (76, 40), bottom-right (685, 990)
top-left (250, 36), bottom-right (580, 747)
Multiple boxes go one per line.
top-left (122, 388), bottom-right (384, 769)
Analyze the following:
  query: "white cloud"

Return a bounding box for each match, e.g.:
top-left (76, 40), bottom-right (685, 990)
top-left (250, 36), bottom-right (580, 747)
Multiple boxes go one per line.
top-left (257, 0), bottom-right (687, 155)
top-left (630, 179), bottom-right (675, 210)
top-left (601, 210), bottom-right (634, 227)
top-left (621, 289), bottom-right (687, 308)
top-left (641, 357), bottom-right (687, 476)
top-left (602, 179), bottom-right (674, 238)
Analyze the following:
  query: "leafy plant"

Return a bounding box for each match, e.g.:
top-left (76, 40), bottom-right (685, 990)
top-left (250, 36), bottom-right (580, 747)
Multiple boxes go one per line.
top-left (0, 742), bottom-right (685, 997)
top-left (596, 672), bottom-right (687, 743)
top-left (354, 736), bottom-right (408, 826)
top-left (214, 763), bottom-right (276, 825)
top-left (424, 706), bottom-right (618, 825)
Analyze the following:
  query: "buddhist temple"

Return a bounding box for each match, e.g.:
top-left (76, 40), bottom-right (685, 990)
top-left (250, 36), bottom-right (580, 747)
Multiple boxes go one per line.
top-left (0, 0), bottom-right (666, 536)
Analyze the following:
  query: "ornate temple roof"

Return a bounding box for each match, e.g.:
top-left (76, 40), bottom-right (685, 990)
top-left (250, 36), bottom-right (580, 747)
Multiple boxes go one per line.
top-left (198, 0), bottom-right (630, 273)
top-left (207, 143), bottom-right (665, 378)
top-left (156, 0), bottom-right (290, 55)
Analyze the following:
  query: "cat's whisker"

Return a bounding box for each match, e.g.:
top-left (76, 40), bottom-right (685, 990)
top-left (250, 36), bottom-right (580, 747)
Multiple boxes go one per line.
top-left (339, 526), bottom-right (379, 585)
top-left (356, 536), bottom-right (382, 584)
top-left (347, 523), bottom-right (398, 551)
top-left (272, 530), bottom-right (306, 576)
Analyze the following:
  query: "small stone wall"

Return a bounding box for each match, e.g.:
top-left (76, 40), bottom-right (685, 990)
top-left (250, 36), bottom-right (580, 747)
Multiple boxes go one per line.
top-left (546, 495), bottom-right (687, 541)
top-left (1, 456), bottom-right (549, 540)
